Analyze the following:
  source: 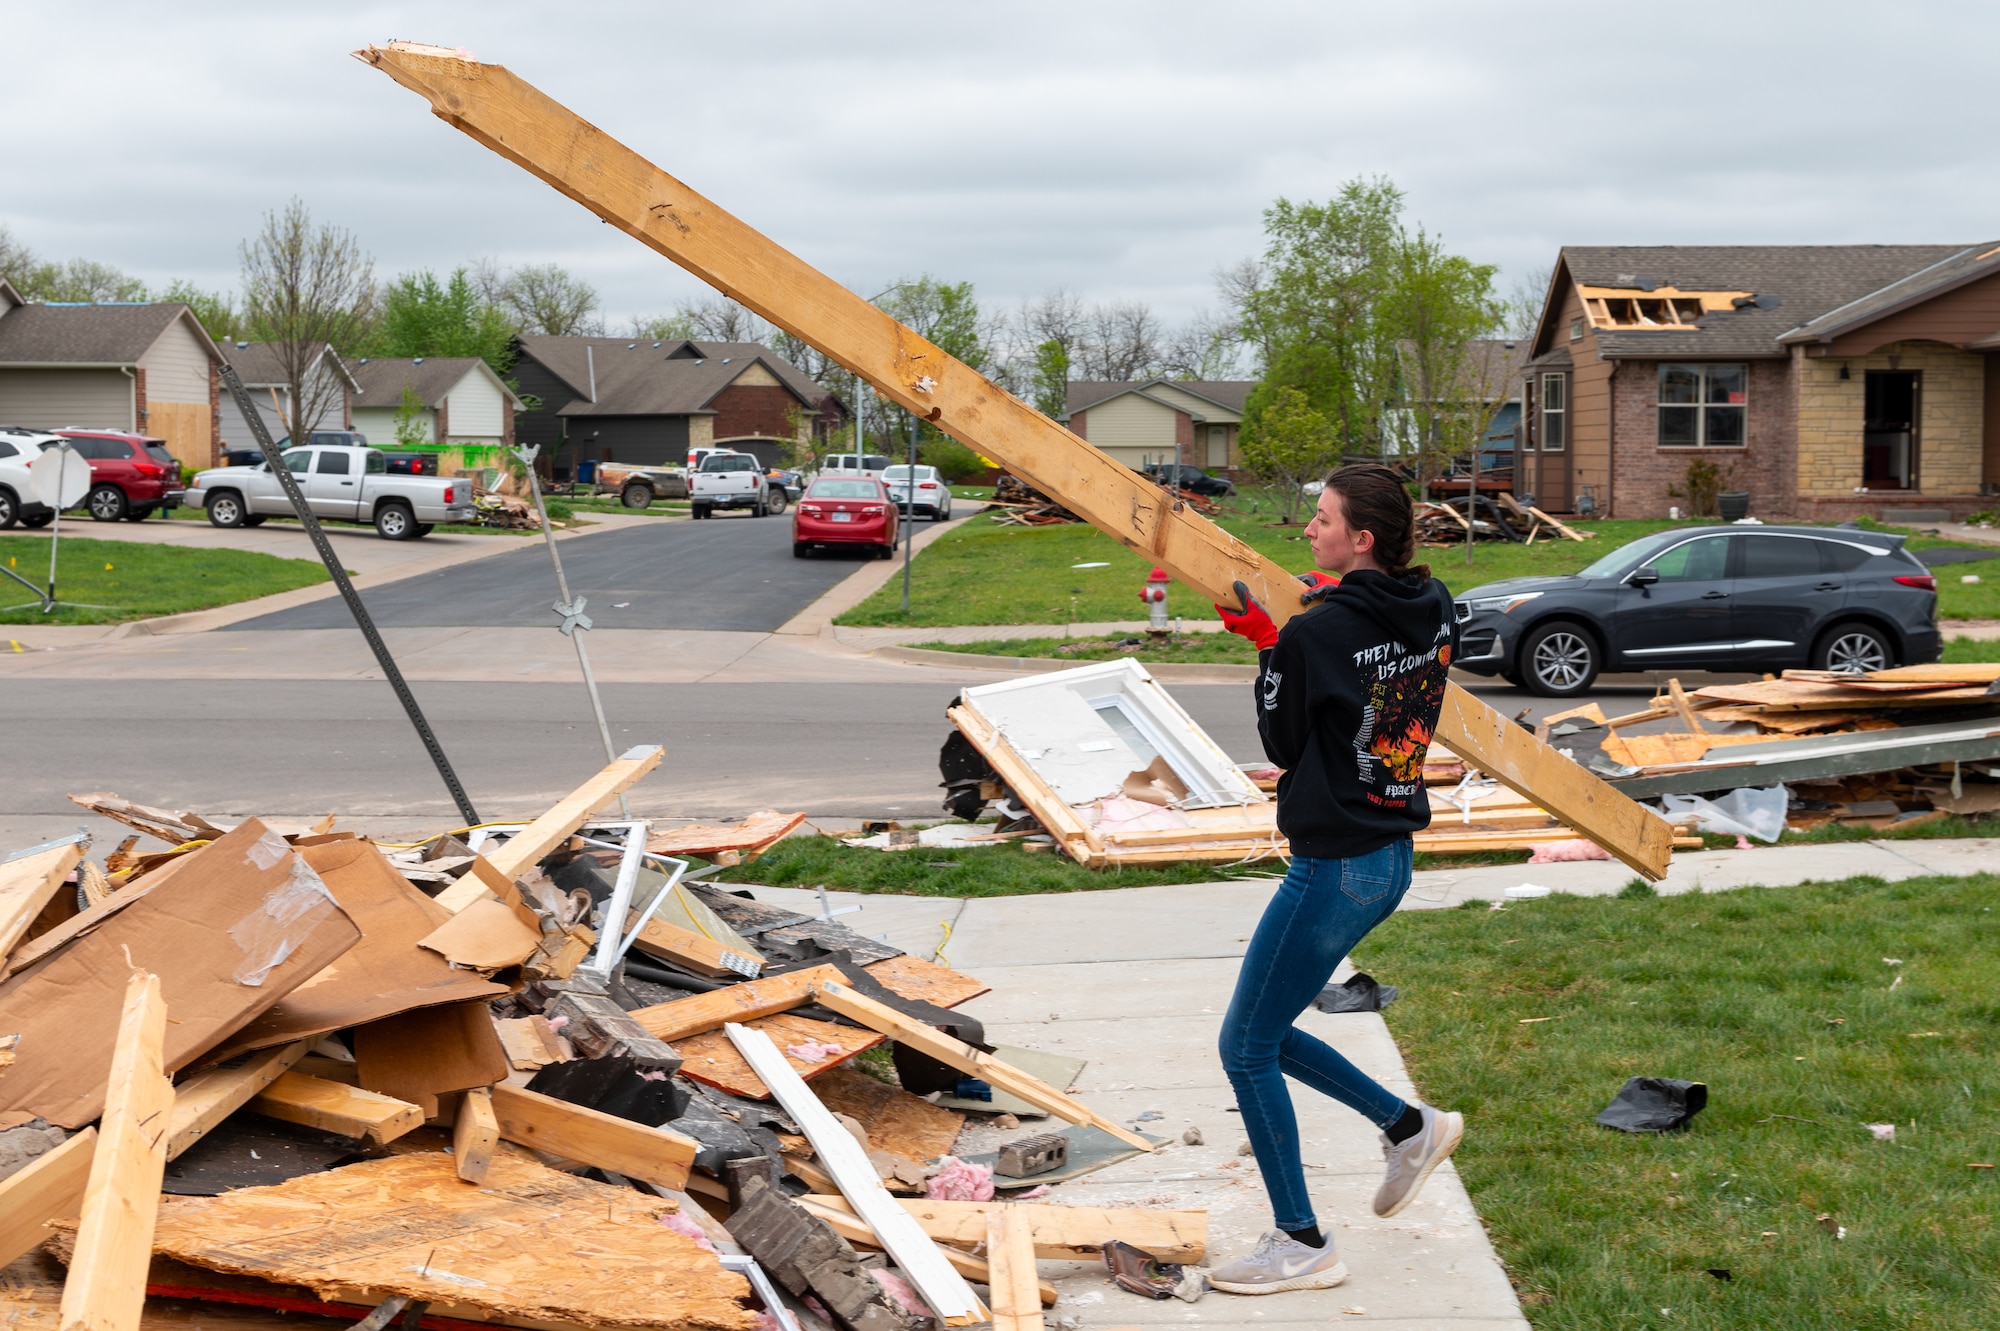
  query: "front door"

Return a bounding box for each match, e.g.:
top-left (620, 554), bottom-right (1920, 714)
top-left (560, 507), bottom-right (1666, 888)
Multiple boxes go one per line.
top-left (1863, 370), bottom-right (1919, 490)
top-left (1607, 532), bottom-right (1738, 667)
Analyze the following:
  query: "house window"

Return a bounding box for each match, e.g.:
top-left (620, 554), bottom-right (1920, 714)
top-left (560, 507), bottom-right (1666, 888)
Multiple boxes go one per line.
top-left (1541, 374), bottom-right (1566, 452)
top-left (1658, 363), bottom-right (1746, 447)
top-left (1569, 318), bottom-right (1584, 341)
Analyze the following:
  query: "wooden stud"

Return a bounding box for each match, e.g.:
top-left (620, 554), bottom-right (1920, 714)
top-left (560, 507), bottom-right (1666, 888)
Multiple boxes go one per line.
top-left (629, 963), bottom-right (842, 1042)
top-left (626, 913), bottom-right (762, 979)
top-left (357, 46), bottom-right (1673, 879)
top-left (987, 1207), bottom-right (1046, 1331)
top-left (0, 841), bottom-right (83, 964)
top-left (250, 1072), bottom-right (424, 1144)
top-left (945, 706), bottom-right (1101, 863)
top-left (0, 1127), bottom-right (97, 1267)
top-left (809, 979), bottom-right (1154, 1151)
top-left (480, 747), bottom-right (664, 881)
top-left (164, 1041), bottom-right (311, 1161)
top-left (1667, 677), bottom-right (1708, 735)
top-left (795, 1197), bottom-right (1058, 1307)
top-left (453, 1087), bottom-right (500, 1183)
top-left (487, 1082), bottom-right (696, 1190)
top-left (60, 970), bottom-right (172, 1331)
top-left (800, 1194), bottom-right (1207, 1264)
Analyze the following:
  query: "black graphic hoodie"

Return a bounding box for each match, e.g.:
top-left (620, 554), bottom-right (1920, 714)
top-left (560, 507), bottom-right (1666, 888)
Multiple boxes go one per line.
top-left (1254, 569), bottom-right (1459, 860)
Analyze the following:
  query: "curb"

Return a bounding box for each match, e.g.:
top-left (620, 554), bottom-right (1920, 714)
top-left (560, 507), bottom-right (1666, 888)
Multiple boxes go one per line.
top-left (773, 513), bottom-right (974, 637)
top-left (870, 641), bottom-right (1258, 681)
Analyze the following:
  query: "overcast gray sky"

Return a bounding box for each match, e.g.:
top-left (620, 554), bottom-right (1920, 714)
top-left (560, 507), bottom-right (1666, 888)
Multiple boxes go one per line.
top-left (6, 1), bottom-right (1998, 331)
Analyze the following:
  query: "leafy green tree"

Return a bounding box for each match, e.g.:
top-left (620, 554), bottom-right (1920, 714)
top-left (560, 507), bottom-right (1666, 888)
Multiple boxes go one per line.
top-left (369, 268), bottom-right (516, 373)
top-left (1381, 228), bottom-right (1500, 486)
top-left (1238, 386), bottom-right (1338, 523)
top-left (392, 385), bottom-right (431, 448)
top-left (1030, 339), bottom-right (1071, 418)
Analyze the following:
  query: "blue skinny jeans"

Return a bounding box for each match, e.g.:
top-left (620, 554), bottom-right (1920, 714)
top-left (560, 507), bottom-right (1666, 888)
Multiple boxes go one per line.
top-left (1218, 841), bottom-right (1413, 1232)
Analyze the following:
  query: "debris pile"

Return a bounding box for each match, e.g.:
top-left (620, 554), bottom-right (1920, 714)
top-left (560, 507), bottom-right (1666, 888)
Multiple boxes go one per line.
top-left (0, 750), bottom-right (1207, 1331)
top-left (984, 473), bottom-right (1081, 526)
top-left (1415, 493), bottom-right (1593, 545)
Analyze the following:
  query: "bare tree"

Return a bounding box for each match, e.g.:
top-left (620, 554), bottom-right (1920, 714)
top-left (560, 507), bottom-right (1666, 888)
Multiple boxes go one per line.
top-left (1158, 310), bottom-right (1244, 380)
top-left (497, 263), bottom-right (601, 336)
top-left (675, 294), bottom-right (768, 343)
top-left (0, 225), bottom-right (37, 289)
top-left (1080, 300), bottom-right (1163, 380)
top-left (239, 198), bottom-right (376, 443)
top-left (1500, 264), bottom-right (1552, 340)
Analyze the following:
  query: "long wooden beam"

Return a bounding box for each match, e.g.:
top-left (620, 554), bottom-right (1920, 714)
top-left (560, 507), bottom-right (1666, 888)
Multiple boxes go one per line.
top-left (359, 44), bottom-right (1673, 879)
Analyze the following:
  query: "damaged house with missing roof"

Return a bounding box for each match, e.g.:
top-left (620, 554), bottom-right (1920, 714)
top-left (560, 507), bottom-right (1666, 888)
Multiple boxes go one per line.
top-left (1519, 244), bottom-right (2000, 519)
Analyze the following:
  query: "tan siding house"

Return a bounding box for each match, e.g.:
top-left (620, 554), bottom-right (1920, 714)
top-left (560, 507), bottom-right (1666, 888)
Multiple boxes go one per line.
top-left (1062, 380), bottom-right (1251, 475)
top-left (349, 357), bottom-right (524, 472)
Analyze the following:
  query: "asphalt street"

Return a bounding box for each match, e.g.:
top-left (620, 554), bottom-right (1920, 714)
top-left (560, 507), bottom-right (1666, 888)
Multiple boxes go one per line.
top-left (226, 511), bottom-right (879, 632)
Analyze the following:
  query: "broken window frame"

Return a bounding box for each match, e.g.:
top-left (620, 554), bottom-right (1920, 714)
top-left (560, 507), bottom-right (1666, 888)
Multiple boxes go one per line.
top-left (1657, 363), bottom-right (1748, 449)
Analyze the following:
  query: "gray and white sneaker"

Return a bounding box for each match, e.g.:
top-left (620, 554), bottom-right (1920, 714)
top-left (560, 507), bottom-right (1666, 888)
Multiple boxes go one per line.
top-left (1207, 1230), bottom-right (1348, 1295)
top-left (1373, 1104), bottom-right (1464, 1217)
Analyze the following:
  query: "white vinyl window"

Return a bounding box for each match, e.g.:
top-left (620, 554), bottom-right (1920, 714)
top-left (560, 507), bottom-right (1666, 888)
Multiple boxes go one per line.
top-left (1541, 374), bottom-right (1566, 453)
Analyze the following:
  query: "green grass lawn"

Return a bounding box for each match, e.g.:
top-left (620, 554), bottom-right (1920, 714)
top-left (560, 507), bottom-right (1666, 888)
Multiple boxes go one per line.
top-left (0, 535), bottom-right (327, 625)
top-left (713, 832), bottom-right (1276, 895)
top-left (927, 631), bottom-right (1258, 665)
top-left (1370, 872), bottom-right (2000, 1329)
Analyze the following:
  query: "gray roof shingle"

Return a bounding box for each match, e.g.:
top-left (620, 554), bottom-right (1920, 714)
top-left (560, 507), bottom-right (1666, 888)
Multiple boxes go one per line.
top-left (350, 357), bottom-right (502, 409)
top-left (1065, 379), bottom-right (1255, 416)
top-left (217, 341), bottom-right (355, 390)
top-left (1779, 242), bottom-right (2000, 343)
top-left (1558, 245), bottom-right (1970, 358)
top-left (0, 302), bottom-right (214, 365)
top-left (515, 337), bottom-right (835, 418)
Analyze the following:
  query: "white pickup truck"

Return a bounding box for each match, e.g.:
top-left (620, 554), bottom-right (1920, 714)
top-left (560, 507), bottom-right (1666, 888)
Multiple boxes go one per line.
top-left (186, 444), bottom-right (475, 540)
top-left (689, 451), bottom-right (783, 519)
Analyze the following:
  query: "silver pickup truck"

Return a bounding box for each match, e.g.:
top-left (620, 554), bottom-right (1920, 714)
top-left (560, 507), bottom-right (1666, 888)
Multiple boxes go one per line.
top-left (186, 444), bottom-right (474, 540)
top-left (689, 451), bottom-right (783, 519)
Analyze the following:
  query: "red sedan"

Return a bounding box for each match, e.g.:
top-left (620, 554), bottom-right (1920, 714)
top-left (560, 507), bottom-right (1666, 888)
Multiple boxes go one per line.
top-left (793, 476), bottom-right (899, 558)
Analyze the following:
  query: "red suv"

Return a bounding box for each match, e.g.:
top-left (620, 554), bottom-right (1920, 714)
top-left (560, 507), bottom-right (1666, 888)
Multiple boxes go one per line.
top-left (54, 430), bottom-right (186, 521)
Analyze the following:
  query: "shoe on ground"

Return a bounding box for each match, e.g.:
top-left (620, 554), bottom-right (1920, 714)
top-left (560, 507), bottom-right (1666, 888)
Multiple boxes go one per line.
top-left (1207, 1230), bottom-right (1348, 1295)
top-left (1373, 1104), bottom-right (1464, 1218)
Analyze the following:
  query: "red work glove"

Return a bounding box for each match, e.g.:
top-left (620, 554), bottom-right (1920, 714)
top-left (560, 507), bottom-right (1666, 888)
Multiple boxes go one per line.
top-left (1297, 569), bottom-right (1340, 605)
top-left (1216, 580), bottom-right (1279, 650)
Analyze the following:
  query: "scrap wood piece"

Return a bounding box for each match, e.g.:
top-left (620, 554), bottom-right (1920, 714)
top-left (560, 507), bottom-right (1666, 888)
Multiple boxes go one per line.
top-left (986, 1207), bottom-right (1045, 1331)
top-left (790, 1196), bottom-right (1057, 1308)
top-left (800, 1194), bottom-right (1206, 1264)
top-left (1666, 678), bottom-right (1708, 735)
top-left (453, 1088), bottom-right (498, 1184)
top-left (0, 840), bottom-right (83, 966)
top-left (808, 1063), bottom-right (964, 1165)
top-left (203, 841), bottom-right (508, 1066)
top-left (945, 706), bottom-right (1103, 863)
top-left (1692, 678), bottom-right (1993, 712)
top-left (0, 821), bottom-right (362, 1132)
top-left (133, 1150), bottom-right (755, 1331)
top-left (810, 979), bottom-right (1153, 1152)
top-left (481, 746), bottom-right (665, 882)
top-left (627, 915), bottom-right (762, 980)
top-left (494, 1015), bottom-right (568, 1071)
top-left (1527, 505), bottom-right (1592, 540)
top-left (64, 794), bottom-right (222, 846)
top-left (862, 954), bottom-right (990, 1008)
top-left (725, 1024), bottom-right (984, 1326)
top-left (164, 1042), bottom-right (311, 1162)
top-left (646, 811), bottom-right (806, 861)
top-left (674, 1013), bottom-right (882, 1099)
top-left (488, 1082), bottom-right (697, 1190)
top-left (535, 980), bottom-right (681, 1069)
top-left (353, 999), bottom-right (510, 1119)
top-left (250, 1073), bottom-right (422, 1144)
top-left (61, 970), bottom-right (173, 1331)
top-left (1598, 731), bottom-right (1788, 769)
top-left (0, 1128), bottom-right (96, 1268)
top-left (631, 964), bottom-right (843, 1043)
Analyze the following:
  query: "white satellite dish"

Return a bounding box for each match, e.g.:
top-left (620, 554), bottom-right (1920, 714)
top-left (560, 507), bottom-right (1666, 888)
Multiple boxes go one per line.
top-left (30, 446), bottom-right (91, 509)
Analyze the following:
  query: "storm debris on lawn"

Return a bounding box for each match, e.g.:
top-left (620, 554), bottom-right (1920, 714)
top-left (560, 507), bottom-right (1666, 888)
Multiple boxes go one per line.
top-left (3, 751), bottom-right (1206, 1331)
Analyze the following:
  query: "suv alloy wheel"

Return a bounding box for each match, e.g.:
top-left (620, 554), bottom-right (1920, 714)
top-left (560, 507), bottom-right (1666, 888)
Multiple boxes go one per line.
top-left (1814, 623), bottom-right (1892, 674)
top-left (1519, 621), bottom-right (1599, 697)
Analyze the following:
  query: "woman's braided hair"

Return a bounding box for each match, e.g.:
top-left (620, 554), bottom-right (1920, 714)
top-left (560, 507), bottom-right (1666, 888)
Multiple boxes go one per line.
top-left (1324, 463), bottom-right (1428, 582)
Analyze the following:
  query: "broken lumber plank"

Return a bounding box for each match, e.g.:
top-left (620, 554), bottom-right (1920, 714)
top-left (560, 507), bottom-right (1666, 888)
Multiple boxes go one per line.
top-left (726, 1023), bottom-right (985, 1325)
top-left (1528, 505), bottom-right (1591, 540)
top-left (480, 746), bottom-right (664, 881)
top-left (800, 1194), bottom-right (1206, 1263)
top-left (487, 1082), bottom-right (696, 1190)
top-left (794, 1196), bottom-right (1058, 1307)
top-left (60, 970), bottom-right (172, 1331)
top-left (627, 914), bottom-right (762, 979)
top-left (63, 793), bottom-right (217, 845)
top-left (250, 1072), bottom-right (423, 1144)
top-left (987, 1207), bottom-right (1045, 1331)
top-left (1667, 678), bottom-right (1708, 735)
top-left (0, 1126), bottom-right (96, 1267)
top-left (454, 1087), bottom-right (499, 1184)
top-left (809, 979), bottom-right (1154, 1152)
top-left (358, 45), bottom-right (1672, 880)
top-left (863, 954), bottom-right (990, 1007)
top-left (0, 839), bottom-right (83, 964)
top-left (629, 963), bottom-right (842, 1042)
top-left (164, 1041), bottom-right (311, 1161)
top-left (945, 705), bottom-right (1102, 862)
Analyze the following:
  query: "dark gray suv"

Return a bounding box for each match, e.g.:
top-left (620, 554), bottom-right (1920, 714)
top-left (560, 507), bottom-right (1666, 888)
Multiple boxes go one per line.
top-left (1452, 525), bottom-right (1942, 697)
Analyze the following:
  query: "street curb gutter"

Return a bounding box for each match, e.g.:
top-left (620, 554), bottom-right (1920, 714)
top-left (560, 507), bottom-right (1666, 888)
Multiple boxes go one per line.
top-left (870, 642), bottom-right (1258, 682)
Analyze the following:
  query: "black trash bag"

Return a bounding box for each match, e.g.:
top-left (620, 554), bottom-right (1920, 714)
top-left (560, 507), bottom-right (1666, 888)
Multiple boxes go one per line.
top-left (1313, 972), bottom-right (1398, 1013)
top-left (1596, 1077), bottom-right (1707, 1133)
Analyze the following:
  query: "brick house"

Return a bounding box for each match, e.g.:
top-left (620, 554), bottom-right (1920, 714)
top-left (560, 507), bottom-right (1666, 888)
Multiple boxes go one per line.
top-left (510, 337), bottom-right (845, 476)
top-left (0, 278), bottom-right (224, 469)
top-left (1519, 244), bottom-right (2000, 519)
top-left (1062, 380), bottom-right (1252, 475)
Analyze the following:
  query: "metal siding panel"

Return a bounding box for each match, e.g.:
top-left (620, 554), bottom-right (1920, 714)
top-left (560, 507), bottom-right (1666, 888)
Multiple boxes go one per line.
top-left (1084, 394), bottom-right (1175, 451)
top-left (444, 373), bottom-right (505, 439)
top-left (0, 367), bottom-right (133, 429)
top-left (136, 319), bottom-right (212, 403)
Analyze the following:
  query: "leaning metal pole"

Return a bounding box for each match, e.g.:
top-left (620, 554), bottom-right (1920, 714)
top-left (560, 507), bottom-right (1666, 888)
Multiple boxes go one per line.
top-left (218, 363), bottom-right (481, 825)
top-left (515, 445), bottom-right (629, 818)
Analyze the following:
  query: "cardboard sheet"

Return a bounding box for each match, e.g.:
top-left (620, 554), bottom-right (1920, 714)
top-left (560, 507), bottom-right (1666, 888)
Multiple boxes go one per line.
top-left (205, 841), bottom-right (508, 1063)
top-left (353, 999), bottom-right (510, 1118)
top-left (0, 821), bottom-right (362, 1130)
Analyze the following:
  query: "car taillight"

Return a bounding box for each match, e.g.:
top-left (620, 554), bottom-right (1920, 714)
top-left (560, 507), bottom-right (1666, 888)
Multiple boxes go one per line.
top-left (1894, 573), bottom-right (1936, 591)
top-left (134, 462), bottom-right (163, 478)
top-left (800, 504), bottom-right (823, 517)
top-left (919, 482), bottom-right (938, 489)
top-left (444, 485), bottom-right (457, 503)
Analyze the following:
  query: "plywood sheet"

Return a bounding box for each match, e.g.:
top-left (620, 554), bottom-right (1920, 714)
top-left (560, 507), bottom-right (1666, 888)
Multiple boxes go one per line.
top-left (1, 1252), bottom-right (312, 1331)
top-left (672, 1013), bottom-right (881, 1099)
top-left (809, 1062), bottom-right (964, 1164)
top-left (863, 954), bottom-right (990, 1007)
top-left (135, 1151), bottom-right (755, 1331)
top-left (646, 811), bottom-right (806, 859)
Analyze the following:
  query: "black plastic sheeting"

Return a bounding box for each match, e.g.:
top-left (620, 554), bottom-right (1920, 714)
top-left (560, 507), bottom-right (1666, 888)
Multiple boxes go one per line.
top-left (1313, 972), bottom-right (1399, 1013)
top-left (1596, 1077), bottom-right (1708, 1133)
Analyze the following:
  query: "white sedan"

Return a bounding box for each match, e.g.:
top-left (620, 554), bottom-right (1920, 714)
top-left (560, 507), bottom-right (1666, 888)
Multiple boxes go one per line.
top-left (882, 464), bottom-right (952, 520)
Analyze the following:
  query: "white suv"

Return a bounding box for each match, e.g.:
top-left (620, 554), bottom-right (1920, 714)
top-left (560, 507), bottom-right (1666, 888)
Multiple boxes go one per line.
top-left (0, 427), bottom-right (62, 529)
